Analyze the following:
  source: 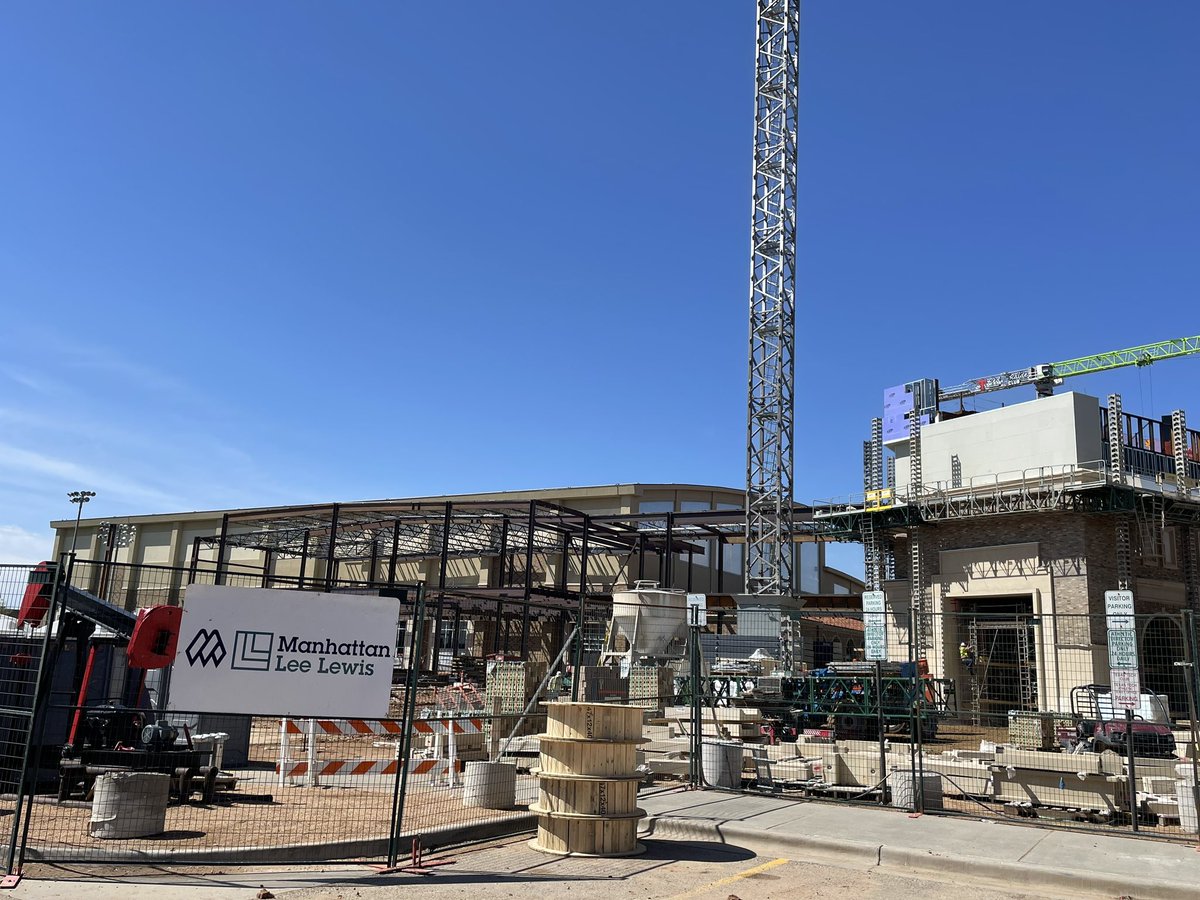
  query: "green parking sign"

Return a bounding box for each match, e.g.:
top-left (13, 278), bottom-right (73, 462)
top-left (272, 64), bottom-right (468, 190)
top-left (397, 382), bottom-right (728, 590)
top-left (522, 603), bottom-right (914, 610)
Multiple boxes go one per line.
top-left (1107, 628), bottom-right (1138, 670)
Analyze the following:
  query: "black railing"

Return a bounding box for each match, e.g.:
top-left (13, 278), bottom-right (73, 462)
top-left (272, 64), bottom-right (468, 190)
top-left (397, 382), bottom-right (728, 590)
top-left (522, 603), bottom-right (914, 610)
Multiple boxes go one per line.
top-left (1100, 407), bottom-right (1200, 481)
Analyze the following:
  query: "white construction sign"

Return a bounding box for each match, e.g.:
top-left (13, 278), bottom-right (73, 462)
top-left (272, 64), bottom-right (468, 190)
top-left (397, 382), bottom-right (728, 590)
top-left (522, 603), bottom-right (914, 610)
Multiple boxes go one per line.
top-left (169, 585), bottom-right (400, 718)
top-left (1104, 589), bottom-right (1140, 711)
top-left (686, 593), bottom-right (707, 627)
top-left (862, 591), bottom-right (887, 661)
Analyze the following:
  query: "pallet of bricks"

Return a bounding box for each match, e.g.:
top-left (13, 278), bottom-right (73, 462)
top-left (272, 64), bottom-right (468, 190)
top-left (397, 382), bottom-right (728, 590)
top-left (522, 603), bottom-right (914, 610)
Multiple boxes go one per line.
top-left (629, 666), bottom-right (675, 711)
top-left (485, 659), bottom-right (548, 741)
top-left (1007, 711), bottom-right (1081, 751)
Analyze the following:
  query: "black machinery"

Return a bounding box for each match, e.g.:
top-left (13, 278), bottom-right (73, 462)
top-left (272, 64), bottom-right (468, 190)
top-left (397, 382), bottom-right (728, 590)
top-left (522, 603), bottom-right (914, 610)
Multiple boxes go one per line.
top-left (19, 562), bottom-right (219, 802)
top-left (721, 661), bottom-right (955, 742)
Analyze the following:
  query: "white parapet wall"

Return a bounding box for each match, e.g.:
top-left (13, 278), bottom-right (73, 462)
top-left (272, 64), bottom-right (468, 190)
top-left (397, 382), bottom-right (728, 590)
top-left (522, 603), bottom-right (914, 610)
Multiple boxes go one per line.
top-left (892, 391), bottom-right (1104, 490)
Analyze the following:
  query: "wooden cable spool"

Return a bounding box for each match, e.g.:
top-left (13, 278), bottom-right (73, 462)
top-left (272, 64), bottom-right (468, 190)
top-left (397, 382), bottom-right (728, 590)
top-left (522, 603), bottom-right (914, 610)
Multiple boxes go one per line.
top-left (529, 701), bottom-right (648, 857)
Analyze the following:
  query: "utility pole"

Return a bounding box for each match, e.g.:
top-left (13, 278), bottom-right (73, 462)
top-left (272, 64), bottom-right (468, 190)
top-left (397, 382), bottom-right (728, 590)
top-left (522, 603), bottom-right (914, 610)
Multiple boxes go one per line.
top-left (745, 0), bottom-right (799, 596)
top-left (67, 490), bottom-right (96, 556)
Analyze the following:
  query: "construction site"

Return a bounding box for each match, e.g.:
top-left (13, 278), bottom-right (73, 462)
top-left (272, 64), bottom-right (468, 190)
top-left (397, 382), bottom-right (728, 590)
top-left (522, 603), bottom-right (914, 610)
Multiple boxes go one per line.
top-left (1, 2), bottom-right (1199, 893)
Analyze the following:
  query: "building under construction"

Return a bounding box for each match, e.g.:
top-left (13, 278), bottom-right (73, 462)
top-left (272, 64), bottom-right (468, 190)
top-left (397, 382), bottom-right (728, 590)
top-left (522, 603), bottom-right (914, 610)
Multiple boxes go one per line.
top-left (816, 379), bottom-right (1200, 724)
top-left (47, 482), bottom-right (863, 675)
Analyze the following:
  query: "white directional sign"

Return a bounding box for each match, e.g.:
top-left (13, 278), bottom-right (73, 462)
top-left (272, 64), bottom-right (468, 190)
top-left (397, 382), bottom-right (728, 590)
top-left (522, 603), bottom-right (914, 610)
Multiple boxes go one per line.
top-left (1110, 668), bottom-right (1142, 711)
top-left (170, 584), bottom-right (401, 718)
top-left (1107, 629), bottom-right (1138, 669)
top-left (862, 591), bottom-right (887, 661)
top-left (686, 593), bottom-right (707, 627)
top-left (1104, 590), bottom-right (1135, 631)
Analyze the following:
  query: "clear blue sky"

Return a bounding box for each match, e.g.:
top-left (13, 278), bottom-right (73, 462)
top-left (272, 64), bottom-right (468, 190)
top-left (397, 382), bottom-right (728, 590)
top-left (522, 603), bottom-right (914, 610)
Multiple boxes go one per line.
top-left (1, 2), bottom-right (1198, 578)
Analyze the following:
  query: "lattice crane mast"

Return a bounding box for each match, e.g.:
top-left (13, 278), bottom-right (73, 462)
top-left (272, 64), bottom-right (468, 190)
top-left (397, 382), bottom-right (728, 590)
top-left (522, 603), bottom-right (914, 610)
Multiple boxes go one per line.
top-left (744, 1), bottom-right (800, 597)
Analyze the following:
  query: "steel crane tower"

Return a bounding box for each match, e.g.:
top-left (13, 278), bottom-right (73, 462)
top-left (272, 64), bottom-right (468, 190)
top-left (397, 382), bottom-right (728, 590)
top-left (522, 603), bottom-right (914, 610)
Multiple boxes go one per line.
top-left (745, 1), bottom-right (800, 596)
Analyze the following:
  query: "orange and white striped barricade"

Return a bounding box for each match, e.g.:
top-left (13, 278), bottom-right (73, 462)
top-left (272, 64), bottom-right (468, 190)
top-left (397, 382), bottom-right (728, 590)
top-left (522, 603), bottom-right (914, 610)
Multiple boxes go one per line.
top-left (277, 717), bottom-right (480, 787)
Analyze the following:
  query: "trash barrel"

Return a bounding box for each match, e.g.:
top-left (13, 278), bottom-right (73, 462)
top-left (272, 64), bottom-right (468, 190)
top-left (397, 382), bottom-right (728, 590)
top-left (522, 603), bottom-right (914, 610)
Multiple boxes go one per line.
top-left (701, 740), bottom-right (745, 789)
top-left (89, 772), bottom-right (171, 840)
top-left (463, 760), bottom-right (517, 810)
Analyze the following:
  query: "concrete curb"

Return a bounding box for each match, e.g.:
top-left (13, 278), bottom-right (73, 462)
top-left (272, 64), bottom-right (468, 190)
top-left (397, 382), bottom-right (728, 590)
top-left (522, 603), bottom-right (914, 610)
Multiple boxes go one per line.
top-left (25, 813), bottom-right (538, 865)
top-left (642, 814), bottom-right (1200, 900)
top-left (641, 817), bottom-right (882, 867)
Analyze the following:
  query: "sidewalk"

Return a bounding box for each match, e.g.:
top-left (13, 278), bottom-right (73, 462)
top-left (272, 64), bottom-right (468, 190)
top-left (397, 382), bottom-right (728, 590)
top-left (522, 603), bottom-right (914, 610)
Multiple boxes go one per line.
top-left (10, 790), bottom-right (1200, 899)
top-left (639, 786), bottom-right (1200, 900)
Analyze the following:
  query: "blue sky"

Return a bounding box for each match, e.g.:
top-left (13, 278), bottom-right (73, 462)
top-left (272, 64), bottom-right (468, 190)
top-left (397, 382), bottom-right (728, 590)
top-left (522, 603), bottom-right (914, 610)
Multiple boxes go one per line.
top-left (1, 2), bottom-right (1197, 578)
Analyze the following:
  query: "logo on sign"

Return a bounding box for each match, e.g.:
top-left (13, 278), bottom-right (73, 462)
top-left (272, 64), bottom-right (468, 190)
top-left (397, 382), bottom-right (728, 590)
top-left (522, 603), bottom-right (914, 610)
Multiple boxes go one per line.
top-left (185, 629), bottom-right (227, 668)
top-left (232, 630), bottom-right (275, 671)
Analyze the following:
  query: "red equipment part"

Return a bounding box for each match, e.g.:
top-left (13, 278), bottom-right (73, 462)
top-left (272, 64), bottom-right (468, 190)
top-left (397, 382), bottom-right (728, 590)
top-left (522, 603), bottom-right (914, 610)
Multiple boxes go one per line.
top-left (67, 646), bottom-right (98, 747)
top-left (127, 606), bottom-right (182, 669)
top-left (17, 561), bottom-right (54, 630)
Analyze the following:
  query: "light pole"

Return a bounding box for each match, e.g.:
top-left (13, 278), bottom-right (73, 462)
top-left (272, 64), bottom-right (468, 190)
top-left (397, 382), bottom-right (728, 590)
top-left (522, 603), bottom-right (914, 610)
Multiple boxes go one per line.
top-left (67, 490), bottom-right (96, 556)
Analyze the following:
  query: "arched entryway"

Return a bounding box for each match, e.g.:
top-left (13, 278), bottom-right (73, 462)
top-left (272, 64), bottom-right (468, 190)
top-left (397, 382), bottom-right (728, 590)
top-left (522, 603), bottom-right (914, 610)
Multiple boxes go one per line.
top-left (1139, 613), bottom-right (1188, 719)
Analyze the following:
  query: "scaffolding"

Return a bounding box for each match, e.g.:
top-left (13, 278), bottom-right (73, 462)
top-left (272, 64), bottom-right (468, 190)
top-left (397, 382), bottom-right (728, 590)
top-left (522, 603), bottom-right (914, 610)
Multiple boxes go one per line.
top-left (968, 619), bottom-right (1036, 726)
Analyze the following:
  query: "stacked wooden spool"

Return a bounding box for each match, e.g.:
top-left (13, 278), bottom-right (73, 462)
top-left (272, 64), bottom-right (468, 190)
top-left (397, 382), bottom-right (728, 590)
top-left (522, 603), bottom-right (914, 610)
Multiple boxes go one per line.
top-left (529, 701), bottom-right (647, 857)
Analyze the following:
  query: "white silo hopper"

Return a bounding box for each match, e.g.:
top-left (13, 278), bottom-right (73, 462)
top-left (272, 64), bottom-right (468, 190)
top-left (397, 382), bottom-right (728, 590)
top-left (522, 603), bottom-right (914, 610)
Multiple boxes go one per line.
top-left (602, 581), bottom-right (688, 664)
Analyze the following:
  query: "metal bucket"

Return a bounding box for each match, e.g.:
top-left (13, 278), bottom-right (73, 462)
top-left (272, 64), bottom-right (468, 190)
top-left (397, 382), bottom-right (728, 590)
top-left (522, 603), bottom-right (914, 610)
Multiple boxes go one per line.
top-left (701, 741), bottom-right (744, 788)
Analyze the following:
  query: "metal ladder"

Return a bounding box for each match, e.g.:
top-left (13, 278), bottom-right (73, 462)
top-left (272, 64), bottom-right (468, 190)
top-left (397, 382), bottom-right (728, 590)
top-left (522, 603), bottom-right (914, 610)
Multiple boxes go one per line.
top-left (862, 419), bottom-right (884, 590)
top-left (1138, 492), bottom-right (1167, 562)
top-left (968, 620), bottom-right (983, 726)
top-left (1172, 410), bottom-right (1191, 494)
top-left (1016, 623), bottom-right (1035, 711)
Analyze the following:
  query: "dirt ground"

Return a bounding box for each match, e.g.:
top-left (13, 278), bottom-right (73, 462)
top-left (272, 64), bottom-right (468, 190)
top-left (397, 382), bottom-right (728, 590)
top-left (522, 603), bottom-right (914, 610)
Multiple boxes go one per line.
top-left (21, 775), bottom-right (537, 856)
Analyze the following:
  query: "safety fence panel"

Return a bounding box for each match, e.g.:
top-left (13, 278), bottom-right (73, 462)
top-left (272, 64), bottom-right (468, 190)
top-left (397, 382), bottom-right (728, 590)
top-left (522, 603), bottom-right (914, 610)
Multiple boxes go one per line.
top-left (687, 604), bottom-right (1200, 843)
top-left (9, 570), bottom-right (429, 867)
top-left (0, 563), bottom-right (61, 872)
top-left (391, 590), bottom-right (684, 846)
top-left (926, 611), bottom-right (1200, 841)
top-left (690, 606), bottom-right (911, 803)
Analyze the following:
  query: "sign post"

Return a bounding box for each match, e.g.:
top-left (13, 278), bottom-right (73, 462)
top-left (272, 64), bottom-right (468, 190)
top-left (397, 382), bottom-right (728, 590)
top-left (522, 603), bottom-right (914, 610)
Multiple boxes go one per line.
top-left (862, 591), bottom-right (888, 804)
top-left (1104, 589), bottom-right (1139, 832)
top-left (685, 594), bottom-right (706, 786)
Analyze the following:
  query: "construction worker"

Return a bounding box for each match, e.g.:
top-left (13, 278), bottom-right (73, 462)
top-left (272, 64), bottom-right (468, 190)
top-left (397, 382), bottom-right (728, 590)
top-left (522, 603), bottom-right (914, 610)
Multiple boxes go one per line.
top-left (959, 641), bottom-right (976, 675)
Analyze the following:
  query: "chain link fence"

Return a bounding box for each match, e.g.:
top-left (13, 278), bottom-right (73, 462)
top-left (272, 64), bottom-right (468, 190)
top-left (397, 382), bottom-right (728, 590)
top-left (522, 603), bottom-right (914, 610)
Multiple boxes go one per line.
top-left (683, 604), bottom-right (1200, 842)
top-left (5, 560), bottom-right (1197, 873)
